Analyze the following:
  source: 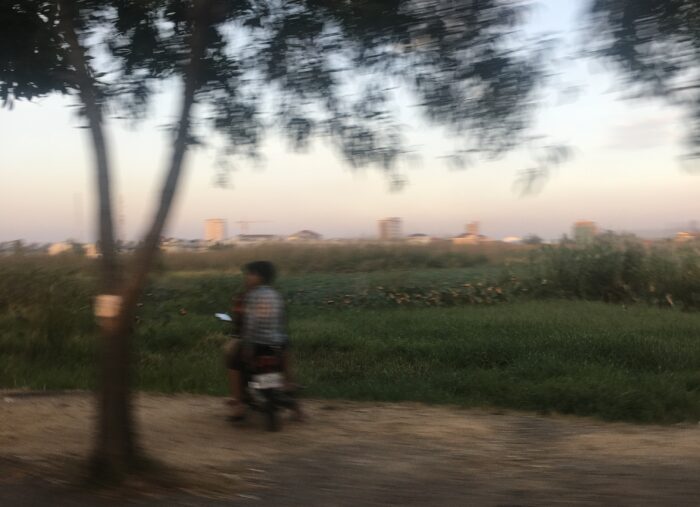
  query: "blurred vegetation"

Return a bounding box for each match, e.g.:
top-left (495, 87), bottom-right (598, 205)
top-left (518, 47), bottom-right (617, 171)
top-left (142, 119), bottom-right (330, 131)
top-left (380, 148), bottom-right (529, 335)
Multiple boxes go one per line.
top-left (0, 264), bottom-right (95, 350)
top-left (588, 0), bottom-right (700, 159)
top-left (526, 234), bottom-right (700, 309)
top-left (159, 242), bottom-right (524, 273)
top-left (4, 236), bottom-right (699, 308)
top-left (2, 236), bottom-right (700, 422)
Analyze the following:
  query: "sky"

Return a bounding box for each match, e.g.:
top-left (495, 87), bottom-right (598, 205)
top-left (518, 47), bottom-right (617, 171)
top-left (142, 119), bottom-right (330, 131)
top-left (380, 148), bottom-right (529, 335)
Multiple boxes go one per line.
top-left (1, 0), bottom-right (697, 243)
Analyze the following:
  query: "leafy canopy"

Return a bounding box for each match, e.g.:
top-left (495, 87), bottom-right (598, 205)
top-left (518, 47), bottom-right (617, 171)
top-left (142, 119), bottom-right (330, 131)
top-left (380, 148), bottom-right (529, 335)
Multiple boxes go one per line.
top-left (588, 0), bottom-right (700, 159)
top-left (1, 1), bottom-right (547, 176)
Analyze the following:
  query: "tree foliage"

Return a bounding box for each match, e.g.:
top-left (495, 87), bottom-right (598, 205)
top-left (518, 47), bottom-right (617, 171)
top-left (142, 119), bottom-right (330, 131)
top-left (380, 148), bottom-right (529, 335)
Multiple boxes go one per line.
top-left (588, 0), bottom-right (700, 158)
top-left (0, 1), bottom-right (70, 103)
top-left (2, 0), bottom-right (546, 174)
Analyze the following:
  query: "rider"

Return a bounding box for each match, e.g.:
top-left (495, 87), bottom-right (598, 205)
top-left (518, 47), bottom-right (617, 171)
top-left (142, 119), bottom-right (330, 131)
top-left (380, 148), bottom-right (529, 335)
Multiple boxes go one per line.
top-left (226, 261), bottom-right (300, 419)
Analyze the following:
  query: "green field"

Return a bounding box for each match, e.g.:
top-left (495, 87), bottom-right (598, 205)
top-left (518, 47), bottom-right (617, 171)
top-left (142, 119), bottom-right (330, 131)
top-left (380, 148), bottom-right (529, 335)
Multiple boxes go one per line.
top-left (2, 263), bottom-right (700, 424)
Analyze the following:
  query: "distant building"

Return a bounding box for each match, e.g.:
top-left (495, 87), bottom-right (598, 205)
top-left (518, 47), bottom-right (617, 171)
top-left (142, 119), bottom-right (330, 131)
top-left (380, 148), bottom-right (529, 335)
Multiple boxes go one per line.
top-left (675, 231), bottom-right (698, 243)
top-left (237, 234), bottom-right (279, 244)
top-left (48, 242), bottom-right (73, 256)
top-left (406, 233), bottom-right (433, 245)
top-left (160, 238), bottom-right (207, 253)
top-left (83, 243), bottom-right (100, 258)
top-left (452, 221), bottom-right (487, 245)
top-left (501, 236), bottom-right (523, 244)
top-left (287, 230), bottom-right (323, 242)
top-left (161, 238), bottom-right (185, 253)
top-left (452, 233), bottom-right (484, 245)
top-left (573, 221), bottom-right (598, 244)
top-left (378, 217), bottom-right (403, 241)
top-left (204, 218), bottom-right (227, 243)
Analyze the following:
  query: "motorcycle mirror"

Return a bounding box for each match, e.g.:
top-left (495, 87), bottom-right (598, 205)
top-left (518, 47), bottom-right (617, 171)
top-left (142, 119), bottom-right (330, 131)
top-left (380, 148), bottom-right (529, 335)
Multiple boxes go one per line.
top-left (215, 313), bottom-right (232, 322)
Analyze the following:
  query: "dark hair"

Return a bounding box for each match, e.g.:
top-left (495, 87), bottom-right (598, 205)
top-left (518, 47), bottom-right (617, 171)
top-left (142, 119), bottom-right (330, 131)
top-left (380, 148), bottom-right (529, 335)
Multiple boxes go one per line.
top-left (244, 260), bottom-right (277, 284)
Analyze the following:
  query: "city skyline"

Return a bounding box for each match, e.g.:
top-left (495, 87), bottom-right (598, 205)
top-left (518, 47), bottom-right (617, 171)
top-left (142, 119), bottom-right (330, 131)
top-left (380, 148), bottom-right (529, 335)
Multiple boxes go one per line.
top-left (5, 214), bottom-right (698, 246)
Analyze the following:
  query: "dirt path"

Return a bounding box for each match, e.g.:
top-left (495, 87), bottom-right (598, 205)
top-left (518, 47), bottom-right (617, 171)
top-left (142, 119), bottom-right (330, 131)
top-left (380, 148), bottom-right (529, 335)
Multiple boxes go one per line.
top-left (1, 391), bottom-right (699, 506)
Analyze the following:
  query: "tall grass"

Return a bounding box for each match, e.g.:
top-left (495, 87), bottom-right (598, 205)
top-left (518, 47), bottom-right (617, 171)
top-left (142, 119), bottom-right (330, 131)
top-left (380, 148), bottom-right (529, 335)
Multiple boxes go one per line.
top-left (525, 234), bottom-right (700, 309)
top-left (0, 242), bottom-right (527, 274)
top-left (2, 299), bottom-right (699, 423)
top-left (0, 265), bottom-right (95, 352)
top-left (160, 242), bottom-right (526, 273)
top-left (293, 303), bottom-right (700, 423)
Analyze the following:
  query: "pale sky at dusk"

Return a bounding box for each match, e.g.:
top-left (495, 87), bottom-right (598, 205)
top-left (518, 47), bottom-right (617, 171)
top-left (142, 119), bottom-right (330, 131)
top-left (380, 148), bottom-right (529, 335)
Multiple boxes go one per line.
top-left (1, 0), bottom-right (697, 243)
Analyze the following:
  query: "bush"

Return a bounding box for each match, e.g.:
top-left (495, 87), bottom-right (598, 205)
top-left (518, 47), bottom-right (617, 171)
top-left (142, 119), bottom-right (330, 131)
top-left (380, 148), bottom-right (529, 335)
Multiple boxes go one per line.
top-left (0, 264), bottom-right (95, 355)
top-left (160, 243), bottom-right (511, 273)
top-left (525, 234), bottom-right (700, 309)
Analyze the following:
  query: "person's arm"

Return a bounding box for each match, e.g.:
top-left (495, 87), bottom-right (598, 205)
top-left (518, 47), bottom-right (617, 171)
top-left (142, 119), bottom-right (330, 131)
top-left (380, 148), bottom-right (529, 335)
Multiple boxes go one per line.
top-left (231, 292), bottom-right (246, 337)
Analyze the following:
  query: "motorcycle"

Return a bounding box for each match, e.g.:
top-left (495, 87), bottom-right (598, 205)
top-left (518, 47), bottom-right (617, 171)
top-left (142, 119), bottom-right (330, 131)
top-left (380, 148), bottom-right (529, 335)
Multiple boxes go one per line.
top-left (216, 312), bottom-right (299, 431)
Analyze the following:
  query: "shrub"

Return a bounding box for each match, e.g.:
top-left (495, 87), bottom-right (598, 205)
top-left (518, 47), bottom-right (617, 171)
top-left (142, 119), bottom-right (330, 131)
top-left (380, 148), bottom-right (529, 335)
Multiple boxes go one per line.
top-left (0, 264), bottom-right (95, 354)
top-left (525, 234), bottom-right (700, 309)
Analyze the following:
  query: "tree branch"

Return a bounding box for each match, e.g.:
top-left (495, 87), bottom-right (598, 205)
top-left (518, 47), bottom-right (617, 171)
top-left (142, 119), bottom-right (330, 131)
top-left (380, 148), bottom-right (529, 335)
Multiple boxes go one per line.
top-left (120, 0), bottom-right (212, 315)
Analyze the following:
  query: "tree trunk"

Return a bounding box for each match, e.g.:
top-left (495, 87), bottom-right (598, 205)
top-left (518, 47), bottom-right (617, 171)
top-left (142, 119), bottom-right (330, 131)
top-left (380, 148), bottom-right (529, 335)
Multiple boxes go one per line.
top-left (59, 0), bottom-right (211, 481)
top-left (57, 0), bottom-right (135, 480)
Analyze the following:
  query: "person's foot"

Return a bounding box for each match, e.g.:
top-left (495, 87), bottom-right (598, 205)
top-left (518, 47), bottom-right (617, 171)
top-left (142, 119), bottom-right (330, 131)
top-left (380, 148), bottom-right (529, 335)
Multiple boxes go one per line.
top-left (290, 404), bottom-right (305, 422)
top-left (229, 400), bottom-right (247, 421)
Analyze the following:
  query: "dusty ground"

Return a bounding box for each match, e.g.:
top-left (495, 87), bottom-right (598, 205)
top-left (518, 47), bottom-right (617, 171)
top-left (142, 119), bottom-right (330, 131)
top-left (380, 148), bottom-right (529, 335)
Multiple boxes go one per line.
top-left (1, 390), bottom-right (700, 506)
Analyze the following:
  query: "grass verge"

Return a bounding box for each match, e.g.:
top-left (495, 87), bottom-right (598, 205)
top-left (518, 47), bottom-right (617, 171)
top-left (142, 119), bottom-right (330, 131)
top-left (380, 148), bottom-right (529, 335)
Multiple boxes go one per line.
top-left (2, 301), bottom-right (699, 423)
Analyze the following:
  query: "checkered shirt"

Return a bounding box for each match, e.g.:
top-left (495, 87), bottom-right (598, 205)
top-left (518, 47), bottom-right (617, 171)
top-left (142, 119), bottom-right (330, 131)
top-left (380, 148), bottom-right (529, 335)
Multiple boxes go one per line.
top-left (242, 286), bottom-right (288, 346)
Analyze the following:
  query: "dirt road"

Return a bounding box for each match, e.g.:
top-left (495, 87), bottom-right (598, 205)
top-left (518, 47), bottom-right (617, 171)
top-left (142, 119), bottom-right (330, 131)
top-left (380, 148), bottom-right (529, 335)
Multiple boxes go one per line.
top-left (1, 391), bottom-right (699, 506)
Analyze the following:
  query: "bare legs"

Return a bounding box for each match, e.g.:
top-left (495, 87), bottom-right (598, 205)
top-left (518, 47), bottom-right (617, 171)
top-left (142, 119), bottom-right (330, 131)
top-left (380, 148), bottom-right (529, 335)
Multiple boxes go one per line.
top-left (282, 351), bottom-right (304, 421)
top-left (227, 369), bottom-right (246, 418)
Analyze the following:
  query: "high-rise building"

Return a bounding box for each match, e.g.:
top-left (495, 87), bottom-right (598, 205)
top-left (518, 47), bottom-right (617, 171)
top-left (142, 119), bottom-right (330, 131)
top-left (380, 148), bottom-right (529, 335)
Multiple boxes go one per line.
top-left (452, 221), bottom-right (483, 245)
top-left (573, 221), bottom-right (597, 244)
top-left (205, 218), bottom-right (227, 242)
top-left (378, 217), bottom-right (403, 241)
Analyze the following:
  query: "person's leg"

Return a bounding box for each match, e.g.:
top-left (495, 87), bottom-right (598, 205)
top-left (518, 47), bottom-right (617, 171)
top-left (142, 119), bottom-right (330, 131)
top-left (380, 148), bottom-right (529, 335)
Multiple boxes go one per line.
top-left (226, 341), bottom-right (247, 418)
top-left (228, 368), bottom-right (243, 401)
top-left (282, 349), bottom-right (294, 385)
top-left (228, 368), bottom-right (246, 418)
top-left (281, 347), bottom-right (304, 421)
